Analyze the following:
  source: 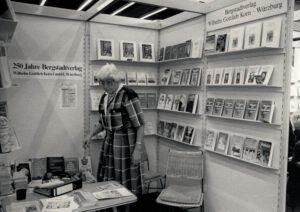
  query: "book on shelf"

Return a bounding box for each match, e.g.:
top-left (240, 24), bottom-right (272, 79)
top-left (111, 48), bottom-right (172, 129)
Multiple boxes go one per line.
top-left (233, 66), bottom-right (246, 85)
top-left (140, 43), bottom-right (155, 62)
top-left (175, 125), bottom-right (186, 142)
top-left (64, 157), bottom-right (79, 175)
top-left (215, 132), bottom-right (229, 154)
top-left (160, 69), bottom-right (172, 85)
top-left (147, 72), bottom-right (157, 85)
top-left (186, 94), bottom-right (198, 114)
top-left (205, 98), bottom-right (215, 115)
top-left (158, 47), bottom-right (164, 61)
top-left (177, 43), bottom-right (186, 59)
top-left (257, 100), bottom-right (275, 123)
top-left (213, 68), bottom-right (224, 85)
top-left (147, 93), bottom-right (157, 109)
top-left (157, 93), bottom-right (167, 109)
top-left (127, 72), bottom-right (137, 85)
top-left (256, 65), bottom-right (274, 85)
top-left (138, 93), bottom-right (147, 108)
top-left (190, 67), bottom-right (202, 86)
top-left (212, 98), bottom-right (224, 116)
top-left (180, 69), bottom-right (191, 85)
top-left (120, 41), bottom-right (137, 61)
top-left (172, 94), bottom-right (181, 111)
top-left (205, 68), bottom-right (214, 85)
top-left (205, 34), bottom-right (216, 52)
top-left (245, 66), bottom-right (260, 85)
top-left (137, 72), bottom-right (147, 85)
top-left (215, 34), bottom-right (228, 52)
top-left (244, 100), bottom-right (260, 120)
top-left (164, 94), bottom-right (174, 110)
top-left (97, 39), bottom-right (115, 60)
top-left (157, 120), bottom-right (165, 135)
top-left (164, 46), bottom-right (172, 61)
top-left (244, 22), bottom-right (262, 49)
top-left (228, 135), bottom-right (245, 158)
top-left (228, 26), bottom-right (245, 52)
top-left (232, 99), bottom-right (246, 119)
top-left (222, 67), bottom-right (234, 85)
top-left (172, 69), bottom-right (183, 85)
top-left (182, 126), bottom-right (195, 145)
top-left (177, 94), bottom-right (187, 112)
top-left (205, 129), bottom-right (217, 150)
top-left (170, 45), bottom-right (178, 60)
top-left (191, 39), bottom-right (203, 58)
top-left (243, 137), bottom-right (258, 163)
top-left (169, 123), bottom-right (177, 140)
top-left (256, 140), bottom-right (273, 167)
top-left (29, 158), bottom-right (47, 180)
top-left (222, 99), bottom-right (235, 117)
top-left (261, 17), bottom-right (282, 48)
top-left (90, 90), bottom-right (102, 111)
top-left (163, 122), bottom-right (172, 138)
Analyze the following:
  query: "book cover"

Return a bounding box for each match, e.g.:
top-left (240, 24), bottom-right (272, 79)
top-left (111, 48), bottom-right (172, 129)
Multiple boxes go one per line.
top-left (171, 69), bottom-right (182, 85)
top-left (177, 94), bottom-right (187, 112)
top-left (186, 94), bottom-right (198, 114)
top-left (213, 68), bottom-right (224, 85)
top-left (243, 137), bottom-right (258, 163)
top-left (205, 34), bottom-right (216, 52)
top-left (175, 125), bottom-right (186, 142)
top-left (245, 66), bottom-right (260, 85)
top-left (205, 98), bottom-right (215, 115)
top-left (180, 69), bottom-right (191, 85)
top-left (157, 93), bottom-right (167, 109)
top-left (170, 45), bottom-right (178, 60)
top-left (164, 46), bottom-right (172, 61)
top-left (190, 67), bottom-right (201, 86)
top-left (127, 72), bottom-right (137, 85)
top-left (169, 123), bottom-right (177, 140)
top-left (147, 93), bottom-right (157, 109)
top-left (256, 65), bottom-right (274, 85)
top-left (137, 93), bottom-right (147, 108)
top-left (140, 43), bottom-right (155, 62)
top-left (228, 26), bottom-right (245, 51)
top-left (157, 120), bottom-right (165, 135)
top-left (120, 41), bottom-right (137, 61)
top-left (79, 156), bottom-right (92, 172)
top-left (146, 72), bottom-right (157, 85)
top-left (159, 69), bottom-right (171, 85)
top-left (232, 99), bottom-right (246, 119)
top-left (172, 94), bottom-right (181, 111)
top-left (158, 47), bottom-right (164, 61)
top-left (205, 129), bottom-right (217, 150)
top-left (64, 157), bottom-right (79, 175)
top-left (256, 140), bottom-right (273, 167)
top-left (215, 34), bottom-right (228, 52)
top-left (215, 132), bottom-right (229, 154)
top-left (228, 135), bottom-right (245, 158)
top-left (182, 126), bottom-right (195, 144)
top-left (244, 100), bottom-right (260, 120)
top-left (184, 40), bottom-right (192, 58)
top-left (257, 100), bottom-right (275, 123)
top-left (261, 17), bottom-right (282, 48)
top-left (97, 39), bottom-right (114, 60)
top-left (244, 22), bottom-right (262, 49)
top-left (233, 66), bottom-right (246, 85)
top-left (137, 72), bottom-right (147, 85)
top-left (206, 68), bottom-right (214, 85)
top-left (191, 39), bottom-right (203, 58)
top-left (222, 99), bottom-right (235, 117)
top-left (212, 98), bottom-right (224, 116)
top-left (164, 94), bottom-right (174, 110)
top-left (163, 122), bottom-right (172, 138)
top-left (90, 90), bottom-right (102, 111)
top-left (29, 158), bottom-right (46, 180)
top-left (222, 67), bottom-right (234, 85)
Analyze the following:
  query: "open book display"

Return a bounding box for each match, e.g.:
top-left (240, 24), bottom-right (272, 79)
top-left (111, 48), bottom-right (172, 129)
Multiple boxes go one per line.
top-left (92, 182), bottom-right (133, 200)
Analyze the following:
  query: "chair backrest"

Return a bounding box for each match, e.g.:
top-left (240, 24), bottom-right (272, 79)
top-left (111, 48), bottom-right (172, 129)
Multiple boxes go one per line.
top-left (165, 149), bottom-right (203, 187)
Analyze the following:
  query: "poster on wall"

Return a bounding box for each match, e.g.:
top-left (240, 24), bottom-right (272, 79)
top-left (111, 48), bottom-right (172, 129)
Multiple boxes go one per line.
top-left (60, 83), bottom-right (77, 108)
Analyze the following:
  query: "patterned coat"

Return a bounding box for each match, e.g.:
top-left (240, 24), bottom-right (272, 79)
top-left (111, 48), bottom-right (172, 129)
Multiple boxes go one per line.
top-left (97, 86), bottom-right (145, 195)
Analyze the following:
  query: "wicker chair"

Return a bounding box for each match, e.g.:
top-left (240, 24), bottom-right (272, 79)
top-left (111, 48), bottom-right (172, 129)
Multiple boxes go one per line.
top-left (156, 150), bottom-right (204, 212)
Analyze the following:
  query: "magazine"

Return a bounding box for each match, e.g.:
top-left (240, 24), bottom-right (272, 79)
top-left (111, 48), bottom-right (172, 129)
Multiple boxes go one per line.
top-left (243, 137), bottom-right (258, 163)
top-left (205, 98), bottom-right (215, 115)
top-left (137, 72), bottom-right (147, 85)
top-left (244, 100), bottom-right (259, 120)
top-left (186, 94), bottom-right (198, 114)
top-left (206, 68), bottom-right (214, 85)
top-left (205, 34), bottom-right (216, 52)
top-left (256, 140), bottom-right (273, 167)
top-left (257, 100), bottom-right (275, 123)
top-left (205, 129), bottom-right (217, 150)
top-left (182, 126), bottom-right (195, 144)
top-left (172, 69), bottom-right (182, 85)
top-left (159, 69), bottom-right (172, 85)
top-left (147, 72), bottom-right (157, 85)
top-left (228, 26), bottom-right (245, 52)
top-left (138, 93), bottom-right (147, 108)
top-left (244, 22), bottom-right (262, 49)
top-left (256, 65), bottom-right (274, 85)
top-left (190, 67), bottom-right (201, 86)
top-left (222, 99), bottom-right (234, 117)
top-left (157, 93), bottom-right (167, 109)
top-left (175, 125), bottom-right (185, 142)
top-left (233, 66), bottom-right (246, 85)
top-left (215, 34), bottom-right (227, 52)
top-left (212, 98), bottom-right (224, 116)
top-left (213, 68), bottom-right (224, 85)
top-left (215, 132), bottom-right (229, 154)
top-left (261, 17), bottom-right (282, 48)
top-left (164, 94), bottom-right (174, 110)
top-left (228, 135), bottom-right (245, 158)
top-left (222, 67), bottom-right (234, 85)
top-left (232, 99), bottom-right (246, 119)
top-left (147, 93), bottom-right (157, 109)
top-left (180, 69), bottom-right (191, 85)
top-left (157, 120), bottom-right (165, 135)
top-left (245, 66), bottom-right (260, 85)
top-left (127, 72), bottom-right (137, 85)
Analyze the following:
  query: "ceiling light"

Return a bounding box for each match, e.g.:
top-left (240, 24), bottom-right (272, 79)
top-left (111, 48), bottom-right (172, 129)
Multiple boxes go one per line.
top-left (78, 0), bottom-right (93, 11)
top-left (111, 2), bottom-right (135, 16)
top-left (40, 0), bottom-right (47, 6)
top-left (96, 0), bottom-right (115, 11)
top-left (140, 7), bottom-right (167, 20)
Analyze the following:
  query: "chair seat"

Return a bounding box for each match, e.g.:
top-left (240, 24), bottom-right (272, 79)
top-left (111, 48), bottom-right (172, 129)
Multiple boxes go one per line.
top-left (156, 185), bottom-right (203, 207)
top-left (144, 170), bottom-right (164, 181)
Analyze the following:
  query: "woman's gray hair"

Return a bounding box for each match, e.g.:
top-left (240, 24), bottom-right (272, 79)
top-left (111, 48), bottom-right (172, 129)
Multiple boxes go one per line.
top-left (94, 63), bottom-right (123, 82)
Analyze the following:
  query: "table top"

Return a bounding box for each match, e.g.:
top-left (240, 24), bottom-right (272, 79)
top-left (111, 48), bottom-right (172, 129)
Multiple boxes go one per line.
top-left (1, 181), bottom-right (137, 212)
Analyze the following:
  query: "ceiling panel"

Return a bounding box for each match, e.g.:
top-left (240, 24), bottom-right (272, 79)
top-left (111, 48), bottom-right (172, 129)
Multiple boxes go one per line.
top-left (100, 0), bottom-right (129, 14)
top-left (118, 3), bottom-right (159, 18)
top-left (12, 0), bottom-right (40, 5)
top-left (147, 8), bottom-right (182, 20)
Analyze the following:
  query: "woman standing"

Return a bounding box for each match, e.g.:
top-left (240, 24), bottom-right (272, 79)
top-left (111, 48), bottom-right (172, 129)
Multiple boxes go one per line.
top-left (84, 63), bottom-right (145, 197)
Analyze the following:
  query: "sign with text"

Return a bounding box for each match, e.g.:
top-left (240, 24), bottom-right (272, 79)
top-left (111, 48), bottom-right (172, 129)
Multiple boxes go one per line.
top-left (9, 60), bottom-right (84, 79)
top-left (206, 0), bottom-right (287, 32)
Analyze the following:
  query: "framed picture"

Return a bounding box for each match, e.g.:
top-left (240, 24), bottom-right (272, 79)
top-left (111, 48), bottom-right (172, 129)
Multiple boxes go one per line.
top-left (140, 43), bottom-right (155, 62)
top-left (97, 39), bottom-right (115, 60)
top-left (120, 41), bottom-right (137, 61)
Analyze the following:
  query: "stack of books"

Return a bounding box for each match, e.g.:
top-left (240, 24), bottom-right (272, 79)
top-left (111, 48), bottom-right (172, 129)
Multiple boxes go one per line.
top-left (0, 163), bottom-right (13, 195)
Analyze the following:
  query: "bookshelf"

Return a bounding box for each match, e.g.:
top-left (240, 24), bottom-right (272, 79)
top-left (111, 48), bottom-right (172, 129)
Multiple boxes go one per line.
top-left (156, 134), bottom-right (200, 147)
top-left (157, 109), bottom-right (202, 116)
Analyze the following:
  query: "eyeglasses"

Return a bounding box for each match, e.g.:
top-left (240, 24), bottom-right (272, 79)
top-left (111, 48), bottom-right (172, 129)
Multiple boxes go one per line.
top-left (99, 79), bottom-right (116, 86)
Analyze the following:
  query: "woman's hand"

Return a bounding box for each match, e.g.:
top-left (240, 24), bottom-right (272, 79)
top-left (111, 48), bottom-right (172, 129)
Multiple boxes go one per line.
top-left (132, 144), bottom-right (142, 165)
top-left (83, 135), bottom-right (92, 149)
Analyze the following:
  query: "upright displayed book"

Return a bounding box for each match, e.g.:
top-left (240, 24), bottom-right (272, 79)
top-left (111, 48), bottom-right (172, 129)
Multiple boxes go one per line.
top-left (222, 99), bottom-right (234, 117)
top-left (228, 26), bottom-right (245, 51)
top-left (137, 72), bottom-right (147, 85)
top-left (205, 34), bottom-right (216, 52)
top-left (215, 34), bottom-right (227, 52)
top-left (228, 135), bottom-right (244, 158)
top-left (233, 66), bottom-right (246, 85)
top-left (257, 100), bottom-right (275, 123)
top-left (164, 94), bottom-right (174, 110)
top-left (97, 39), bottom-right (114, 60)
top-left (213, 68), bottom-right (223, 85)
top-left (232, 99), bottom-right (246, 119)
top-left (261, 17), bottom-right (282, 48)
top-left (160, 69), bottom-right (171, 85)
top-left (243, 137), bottom-right (258, 163)
top-left (140, 43), bottom-right (155, 62)
top-left (212, 98), bottom-right (224, 116)
top-left (215, 132), bottom-right (229, 154)
top-left (172, 70), bottom-right (182, 85)
top-left (206, 69), bottom-right (214, 85)
top-left (157, 121), bottom-right (165, 135)
top-left (244, 22), bottom-right (262, 49)
top-left (190, 39), bottom-right (203, 58)
top-left (186, 94), bottom-right (198, 114)
top-left (169, 123), bottom-right (177, 140)
top-left (182, 126), bottom-right (195, 144)
top-left (147, 93), bottom-right (157, 109)
top-left (138, 93), bottom-right (147, 108)
top-left (244, 100), bottom-right (259, 120)
top-left (184, 40), bottom-right (192, 58)
top-left (245, 66), bottom-right (260, 85)
top-left (222, 67), bottom-right (234, 85)
top-left (205, 129), bottom-right (217, 150)
top-left (120, 41), bottom-right (137, 61)
top-left (177, 94), bottom-right (187, 112)
top-left (205, 98), bottom-right (215, 114)
top-left (158, 47), bottom-right (164, 61)
top-left (175, 125), bottom-right (185, 142)
top-left (180, 69), bottom-right (191, 85)
top-left (256, 140), bottom-right (273, 167)
top-left (190, 68), bottom-right (201, 86)
top-left (157, 93), bottom-right (166, 109)
top-left (163, 122), bottom-right (172, 138)
top-left (146, 72), bottom-right (157, 85)
top-left (256, 65), bottom-right (274, 85)
top-left (127, 72), bottom-right (137, 85)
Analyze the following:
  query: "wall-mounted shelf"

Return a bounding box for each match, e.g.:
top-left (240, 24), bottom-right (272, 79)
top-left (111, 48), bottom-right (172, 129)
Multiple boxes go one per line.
top-left (158, 57), bottom-right (201, 64)
top-left (158, 108), bottom-right (202, 116)
top-left (90, 59), bottom-right (158, 65)
top-left (206, 84), bottom-right (281, 89)
top-left (156, 134), bottom-right (200, 147)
